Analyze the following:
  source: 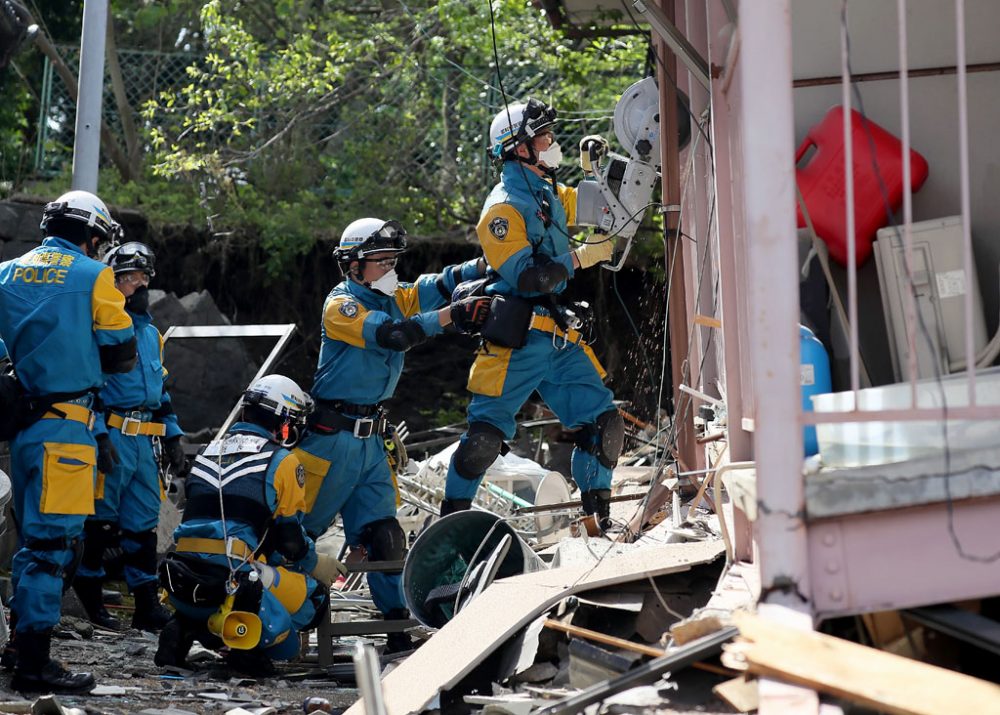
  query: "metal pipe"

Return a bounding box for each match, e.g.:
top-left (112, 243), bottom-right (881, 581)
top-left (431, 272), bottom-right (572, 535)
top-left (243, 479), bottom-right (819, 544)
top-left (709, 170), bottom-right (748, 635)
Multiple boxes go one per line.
top-left (956, 0), bottom-right (977, 405)
top-left (898, 0), bottom-right (918, 407)
top-left (71, 0), bottom-right (109, 192)
top-left (840, 3), bottom-right (860, 398)
top-left (352, 642), bottom-right (388, 715)
top-left (740, 1), bottom-right (810, 612)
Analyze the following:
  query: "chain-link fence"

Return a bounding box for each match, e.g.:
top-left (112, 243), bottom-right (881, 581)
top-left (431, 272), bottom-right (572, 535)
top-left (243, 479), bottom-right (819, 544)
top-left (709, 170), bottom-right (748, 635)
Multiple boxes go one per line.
top-left (35, 46), bottom-right (628, 193)
top-left (35, 45), bottom-right (196, 175)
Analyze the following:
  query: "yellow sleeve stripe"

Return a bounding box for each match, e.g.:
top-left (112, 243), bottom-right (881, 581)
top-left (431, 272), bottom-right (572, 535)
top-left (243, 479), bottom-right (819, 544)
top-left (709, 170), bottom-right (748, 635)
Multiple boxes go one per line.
top-left (91, 266), bottom-right (132, 331)
top-left (273, 454), bottom-right (307, 517)
top-left (557, 184), bottom-right (577, 226)
top-left (323, 297), bottom-right (368, 348)
top-left (478, 204), bottom-right (529, 271)
top-left (394, 285), bottom-right (422, 318)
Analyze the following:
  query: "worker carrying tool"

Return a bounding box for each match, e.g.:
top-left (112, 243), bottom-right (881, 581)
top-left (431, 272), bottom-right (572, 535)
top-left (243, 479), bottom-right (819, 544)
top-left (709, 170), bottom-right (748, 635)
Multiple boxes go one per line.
top-left (439, 97), bottom-right (628, 529)
top-left (294, 216), bottom-right (490, 652)
top-left (154, 375), bottom-right (339, 676)
top-left (72, 241), bottom-right (185, 634)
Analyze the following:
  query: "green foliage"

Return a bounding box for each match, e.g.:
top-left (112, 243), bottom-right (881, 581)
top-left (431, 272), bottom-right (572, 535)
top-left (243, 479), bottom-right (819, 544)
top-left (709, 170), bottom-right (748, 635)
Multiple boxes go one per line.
top-left (141, 0), bottom-right (649, 274)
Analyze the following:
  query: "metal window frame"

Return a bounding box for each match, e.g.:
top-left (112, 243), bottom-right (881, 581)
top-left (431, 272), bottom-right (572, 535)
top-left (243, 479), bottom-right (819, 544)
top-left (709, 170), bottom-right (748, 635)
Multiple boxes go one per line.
top-left (161, 323), bottom-right (298, 440)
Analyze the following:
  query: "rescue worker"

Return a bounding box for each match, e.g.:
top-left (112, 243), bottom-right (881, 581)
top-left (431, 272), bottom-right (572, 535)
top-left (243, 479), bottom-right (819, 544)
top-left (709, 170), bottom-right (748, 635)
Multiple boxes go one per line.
top-left (72, 242), bottom-right (186, 632)
top-left (154, 375), bottom-right (340, 675)
top-left (294, 217), bottom-right (491, 650)
top-left (0, 190), bottom-right (136, 692)
top-left (440, 99), bottom-right (624, 528)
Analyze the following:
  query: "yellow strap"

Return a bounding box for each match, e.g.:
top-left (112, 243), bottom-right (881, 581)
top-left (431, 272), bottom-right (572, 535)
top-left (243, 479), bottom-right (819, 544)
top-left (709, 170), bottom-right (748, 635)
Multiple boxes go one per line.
top-left (106, 412), bottom-right (167, 437)
top-left (43, 402), bottom-right (95, 428)
top-left (175, 537), bottom-right (254, 560)
top-left (529, 314), bottom-right (584, 345)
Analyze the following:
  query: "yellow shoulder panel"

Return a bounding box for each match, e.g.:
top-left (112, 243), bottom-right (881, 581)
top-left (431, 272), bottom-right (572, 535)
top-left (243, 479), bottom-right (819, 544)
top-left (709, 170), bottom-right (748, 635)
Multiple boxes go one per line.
top-left (394, 284), bottom-right (422, 318)
top-left (273, 453), bottom-right (307, 517)
top-left (557, 184), bottom-right (578, 226)
top-left (91, 267), bottom-right (133, 332)
top-left (478, 203), bottom-right (529, 271)
top-left (323, 295), bottom-right (369, 348)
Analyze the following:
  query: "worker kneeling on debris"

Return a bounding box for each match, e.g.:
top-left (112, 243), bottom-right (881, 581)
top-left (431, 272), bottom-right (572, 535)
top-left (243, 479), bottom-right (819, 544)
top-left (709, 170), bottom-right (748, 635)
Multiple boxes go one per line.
top-left (155, 375), bottom-right (343, 675)
top-left (441, 99), bottom-right (624, 527)
top-left (293, 217), bottom-right (490, 651)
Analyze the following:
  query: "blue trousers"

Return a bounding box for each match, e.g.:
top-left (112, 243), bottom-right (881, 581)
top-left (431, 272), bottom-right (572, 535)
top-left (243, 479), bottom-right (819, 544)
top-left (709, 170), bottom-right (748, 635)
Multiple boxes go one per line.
top-left (10, 409), bottom-right (97, 631)
top-left (78, 427), bottom-right (162, 588)
top-left (445, 330), bottom-right (616, 500)
top-left (294, 429), bottom-right (403, 615)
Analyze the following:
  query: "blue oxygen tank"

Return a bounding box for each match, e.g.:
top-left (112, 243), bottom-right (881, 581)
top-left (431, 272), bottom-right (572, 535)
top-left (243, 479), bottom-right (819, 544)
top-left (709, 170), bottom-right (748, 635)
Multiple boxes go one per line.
top-left (800, 324), bottom-right (832, 456)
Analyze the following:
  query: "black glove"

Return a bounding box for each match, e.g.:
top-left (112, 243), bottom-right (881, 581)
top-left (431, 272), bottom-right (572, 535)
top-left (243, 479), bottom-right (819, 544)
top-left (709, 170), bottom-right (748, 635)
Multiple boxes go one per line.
top-left (96, 433), bottom-right (118, 475)
top-left (163, 435), bottom-right (189, 477)
top-left (450, 296), bottom-right (492, 333)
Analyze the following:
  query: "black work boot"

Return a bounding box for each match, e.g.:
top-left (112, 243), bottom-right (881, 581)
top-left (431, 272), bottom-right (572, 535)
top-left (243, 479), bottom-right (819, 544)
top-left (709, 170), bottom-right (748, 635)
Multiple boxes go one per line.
top-left (581, 489), bottom-right (613, 531)
top-left (225, 648), bottom-right (277, 677)
top-left (154, 615), bottom-right (196, 668)
top-left (11, 628), bottom-right (95, 693)
top-left (383, 608), bottom-right (416, 654)
top-left (1, 612), bottom-right (18, 672)
top-left (131, 581), bottom-right (171, 632)
top-left (439, 498), bottom-right (473, 517)
top-left (72, 575), bottom-right (123, 630)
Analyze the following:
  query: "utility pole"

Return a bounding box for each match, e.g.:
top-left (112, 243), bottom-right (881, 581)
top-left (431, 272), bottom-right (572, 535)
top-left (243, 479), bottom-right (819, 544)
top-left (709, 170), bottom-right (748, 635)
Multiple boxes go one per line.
top-left (71, 0), bottom-right (108, 192)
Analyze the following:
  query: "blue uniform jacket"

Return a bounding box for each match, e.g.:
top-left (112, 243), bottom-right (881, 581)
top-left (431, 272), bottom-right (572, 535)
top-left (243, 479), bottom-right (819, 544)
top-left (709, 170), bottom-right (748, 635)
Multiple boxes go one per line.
top-left (0, 236), bottom-right (134, 395)
top-left (478, 163), bottom-right (579, 299)
top-left (175, 422), bottom-right (317, 573)
top-left (100, 311), bottom-right (182, 438)
top-left (311, 259), bottom-right (482, 404)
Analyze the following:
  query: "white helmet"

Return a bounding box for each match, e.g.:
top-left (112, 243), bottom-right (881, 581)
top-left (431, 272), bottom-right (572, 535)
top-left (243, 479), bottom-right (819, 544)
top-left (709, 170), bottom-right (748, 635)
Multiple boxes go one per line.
top-left (242, 375), bottom-right (313, 425)
top-left (40, 190), bottom-right (122, 243)
top-left (489, 98), bottom-right (558, 159)
top-left (333, 218), bottom-right (407, 264)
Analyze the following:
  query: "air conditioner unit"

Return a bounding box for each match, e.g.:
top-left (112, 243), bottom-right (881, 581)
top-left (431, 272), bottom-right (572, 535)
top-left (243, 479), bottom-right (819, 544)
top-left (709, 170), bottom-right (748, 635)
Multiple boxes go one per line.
top-left (873, 216), bottom-right (988, 381)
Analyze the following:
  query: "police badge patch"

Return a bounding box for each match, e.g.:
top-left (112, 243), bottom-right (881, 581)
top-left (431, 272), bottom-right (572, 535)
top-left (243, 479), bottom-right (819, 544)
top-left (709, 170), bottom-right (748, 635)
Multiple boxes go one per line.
top-left (295, 463), bottom-right (306, 488)
top-left (339, 300), bottom-right (359, 318)
top-left (488, 217), bottom-right (509, 239)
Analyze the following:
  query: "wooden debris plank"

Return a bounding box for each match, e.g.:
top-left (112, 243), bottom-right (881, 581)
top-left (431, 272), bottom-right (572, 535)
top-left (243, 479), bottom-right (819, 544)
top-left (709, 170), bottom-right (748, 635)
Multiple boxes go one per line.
top-left (734, 612), bottom-right (1000, 715)
top-left (343, 540), bottom-right (724, 715)
top-left (713, 676), bottom-right (758, 713)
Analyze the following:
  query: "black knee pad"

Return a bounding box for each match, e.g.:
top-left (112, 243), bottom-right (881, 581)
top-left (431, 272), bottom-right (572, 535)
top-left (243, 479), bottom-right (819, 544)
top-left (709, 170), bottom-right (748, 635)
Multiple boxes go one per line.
top-left (453, 422), bottom-right (505, 479)
top-left (361, 518), bottom-right (406, 562)
top-left (595, 409), bottom-right (625, 469)
top-left (81, 520), bottom-right (117, 571)
top-left (121, 529), bottom-right (159, 576)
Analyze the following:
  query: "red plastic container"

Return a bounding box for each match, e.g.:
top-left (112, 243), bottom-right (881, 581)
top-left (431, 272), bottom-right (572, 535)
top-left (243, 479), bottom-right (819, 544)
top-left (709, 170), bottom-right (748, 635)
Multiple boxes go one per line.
top-left (795, 106), bottom-right (929, 266)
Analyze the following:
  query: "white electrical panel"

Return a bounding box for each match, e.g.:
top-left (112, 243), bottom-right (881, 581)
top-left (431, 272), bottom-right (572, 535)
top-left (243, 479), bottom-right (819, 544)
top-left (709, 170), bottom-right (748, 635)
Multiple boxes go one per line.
top-left (873, 216), bottom-right (987, 381)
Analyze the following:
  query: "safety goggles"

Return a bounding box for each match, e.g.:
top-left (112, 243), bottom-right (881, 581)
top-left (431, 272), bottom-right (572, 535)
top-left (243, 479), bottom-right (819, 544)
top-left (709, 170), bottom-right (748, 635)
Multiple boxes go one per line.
top-left (116, 271), bottom-right (150, 288)
top-left (367, 256), bottom-right (399, 270)
top-left (109, 241), bottom-right (156, 277)
top-left (519, 98), bottom-right (558, 141)
top-left (356, 220), bottom-right (408, 257)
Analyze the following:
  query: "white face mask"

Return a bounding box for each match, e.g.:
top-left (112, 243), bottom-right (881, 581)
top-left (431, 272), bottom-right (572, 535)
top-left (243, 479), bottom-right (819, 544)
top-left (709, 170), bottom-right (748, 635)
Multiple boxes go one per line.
top-left (537, 141), bottom-right (563, 169)
top-left (369, 268), bottom-right (399, 296)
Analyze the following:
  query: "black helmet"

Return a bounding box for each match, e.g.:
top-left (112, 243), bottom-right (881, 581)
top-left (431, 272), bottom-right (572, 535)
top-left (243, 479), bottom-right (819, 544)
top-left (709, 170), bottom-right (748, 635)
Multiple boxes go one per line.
top-left (104, 241), bottom-right (156, 277)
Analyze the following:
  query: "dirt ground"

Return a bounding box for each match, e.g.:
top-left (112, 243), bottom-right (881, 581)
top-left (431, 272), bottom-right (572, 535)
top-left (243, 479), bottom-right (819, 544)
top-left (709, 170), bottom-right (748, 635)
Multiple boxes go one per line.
top-left (0, 620), bottom-right (360, 715)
